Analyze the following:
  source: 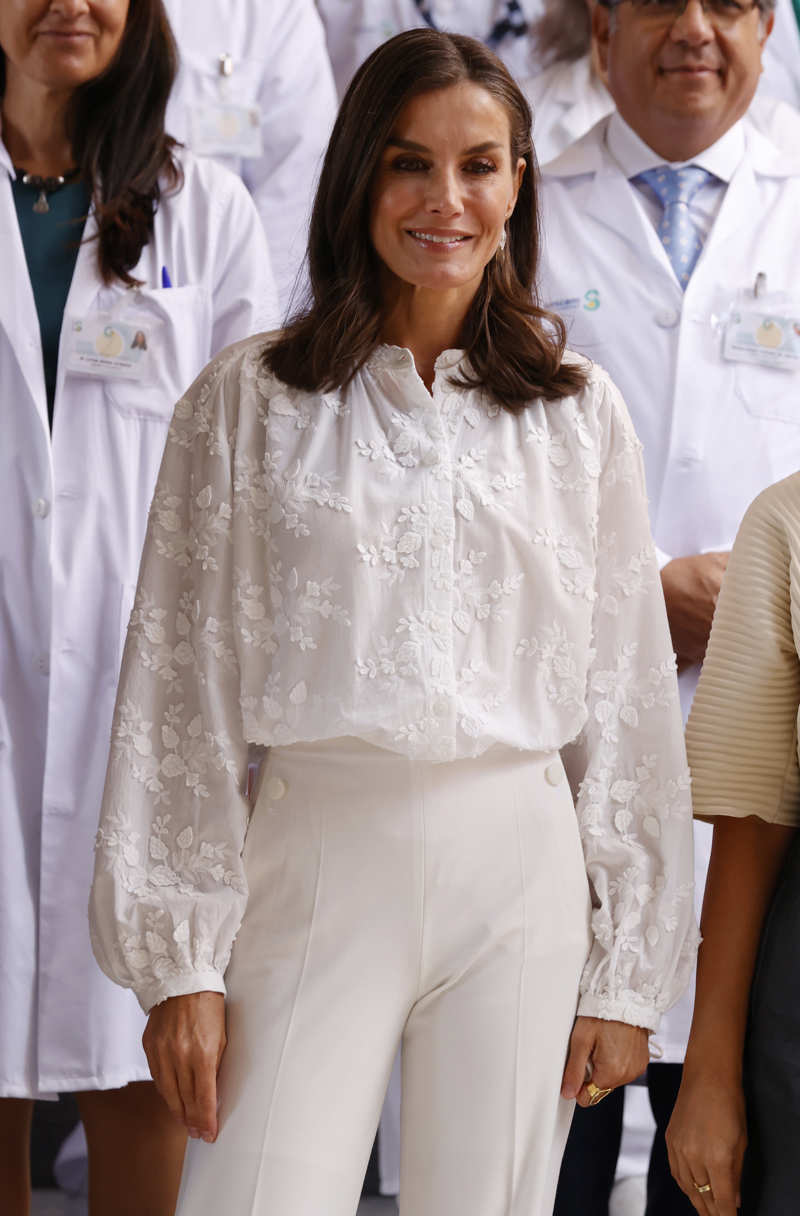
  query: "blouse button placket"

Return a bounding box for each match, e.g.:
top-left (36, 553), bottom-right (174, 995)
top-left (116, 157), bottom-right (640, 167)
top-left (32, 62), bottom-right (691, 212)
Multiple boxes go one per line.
top-left (424, 380), bottom-right (458, 759)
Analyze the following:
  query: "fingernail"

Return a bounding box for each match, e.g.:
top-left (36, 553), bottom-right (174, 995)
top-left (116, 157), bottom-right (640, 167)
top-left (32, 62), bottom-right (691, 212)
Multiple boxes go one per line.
top-left (202, 1133), bottom-right (214, 1143)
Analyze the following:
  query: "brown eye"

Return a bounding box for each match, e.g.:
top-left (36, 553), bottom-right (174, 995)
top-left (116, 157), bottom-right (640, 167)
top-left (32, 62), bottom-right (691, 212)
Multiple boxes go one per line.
top-left (391, 156), bottom-right (428, 172)
top-left (465, 160), bottom-right (497, 175)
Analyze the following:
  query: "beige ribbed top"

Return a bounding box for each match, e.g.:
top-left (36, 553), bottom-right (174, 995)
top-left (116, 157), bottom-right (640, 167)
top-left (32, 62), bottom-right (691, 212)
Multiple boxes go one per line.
top-left (687, 472), bottom-right (800, 826)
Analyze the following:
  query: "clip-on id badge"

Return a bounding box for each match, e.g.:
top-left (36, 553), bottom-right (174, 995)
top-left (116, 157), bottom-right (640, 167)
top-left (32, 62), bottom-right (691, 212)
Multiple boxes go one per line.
top-left (723, 275), bottom-right (800, 372)
top-left (64, 313), bottom-right (154, 381)
top-left (189, 52), bottom-right (263, 159)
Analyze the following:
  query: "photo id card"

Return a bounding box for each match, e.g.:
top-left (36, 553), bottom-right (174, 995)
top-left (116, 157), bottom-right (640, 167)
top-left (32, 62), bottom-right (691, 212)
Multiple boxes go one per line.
top-left (189, 101), bottom-right (263, 158)
top-left (64, 315), bottom-right (153, 380)
top-left (724, 309), bottom-right (800, 372)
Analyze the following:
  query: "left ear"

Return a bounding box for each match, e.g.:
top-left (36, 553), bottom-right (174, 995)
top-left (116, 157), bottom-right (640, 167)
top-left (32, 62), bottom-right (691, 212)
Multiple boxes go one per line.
top-left (505, 156), bottom-right (526, 219)
top-left (758, 9), bottom-right (775, 45)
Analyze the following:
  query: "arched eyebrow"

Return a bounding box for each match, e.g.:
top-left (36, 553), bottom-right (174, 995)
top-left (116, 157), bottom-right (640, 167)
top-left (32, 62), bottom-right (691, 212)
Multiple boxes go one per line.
top-left (385, 137), bottom-right (503, 154)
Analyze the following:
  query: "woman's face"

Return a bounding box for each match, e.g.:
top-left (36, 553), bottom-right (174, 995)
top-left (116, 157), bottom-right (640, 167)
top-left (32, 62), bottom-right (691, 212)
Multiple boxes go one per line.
top-left (370, 81), bottom-right (526, 301)
top-left (0, 0), bottom-right (129, 92)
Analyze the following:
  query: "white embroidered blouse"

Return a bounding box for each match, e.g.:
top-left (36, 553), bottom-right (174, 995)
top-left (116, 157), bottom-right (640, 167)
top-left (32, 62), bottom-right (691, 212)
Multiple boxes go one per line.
top-left (90, 335), bottom-right (698, 1028)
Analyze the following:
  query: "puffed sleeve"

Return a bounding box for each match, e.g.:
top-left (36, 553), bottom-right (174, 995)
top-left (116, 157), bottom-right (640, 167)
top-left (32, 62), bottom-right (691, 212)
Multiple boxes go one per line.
top-left (687, 478), bottom-right (800, 826)
top-left (562, 370), bottom-right (699, 1032)
top-left (90, 346), bottom-right (253, 1013)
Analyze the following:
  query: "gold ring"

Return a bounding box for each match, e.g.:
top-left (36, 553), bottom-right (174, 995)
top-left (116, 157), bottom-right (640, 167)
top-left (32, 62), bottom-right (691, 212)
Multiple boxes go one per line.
top-left (693, 1181), bottom-right (713, 1195)
top-left (585, 1081), bottom-right (614, 1106)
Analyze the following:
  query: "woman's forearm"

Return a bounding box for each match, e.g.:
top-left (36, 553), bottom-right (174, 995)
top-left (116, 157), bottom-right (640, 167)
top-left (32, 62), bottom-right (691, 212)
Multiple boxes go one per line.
top-left (683, 815), bottom-right (795, 1082)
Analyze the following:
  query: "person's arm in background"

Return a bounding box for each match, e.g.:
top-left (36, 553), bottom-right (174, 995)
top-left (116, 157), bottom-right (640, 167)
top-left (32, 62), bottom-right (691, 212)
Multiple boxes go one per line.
top-left (245, 0), bottom-right (337, 313)
top-left (666, 485), bottom-right (800, 1216)
top-left (660, 551), bottom-right (729, 669)
top-left (200, 157), bottom-right (280, 350)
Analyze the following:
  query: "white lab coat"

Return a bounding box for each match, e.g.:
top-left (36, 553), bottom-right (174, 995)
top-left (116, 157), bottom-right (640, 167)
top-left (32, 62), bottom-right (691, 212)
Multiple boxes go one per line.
top-left (164, 0), bottom-right (337, 313)
top-left (523, 53), bottom-right (800, 165)
top-left (316, 0), bottom-right (544, 96)
top-left (538, 115), bottom-right (800, 1060)
top-left (0, 143), bottom-right (277, 1098)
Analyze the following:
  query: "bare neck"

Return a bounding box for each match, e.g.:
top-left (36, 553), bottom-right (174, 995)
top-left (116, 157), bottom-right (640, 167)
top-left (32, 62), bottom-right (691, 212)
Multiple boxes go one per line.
top-left (380, 282), bottom-right (475, 393)
top-left (2, 63), bottom-right (75, 176)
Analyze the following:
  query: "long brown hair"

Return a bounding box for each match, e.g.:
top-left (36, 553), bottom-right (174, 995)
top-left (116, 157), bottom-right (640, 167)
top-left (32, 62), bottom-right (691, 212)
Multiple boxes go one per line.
top-left (266, 29), bottom-right (587, 411)
top-left (1, 0), bottom-right (181, 285)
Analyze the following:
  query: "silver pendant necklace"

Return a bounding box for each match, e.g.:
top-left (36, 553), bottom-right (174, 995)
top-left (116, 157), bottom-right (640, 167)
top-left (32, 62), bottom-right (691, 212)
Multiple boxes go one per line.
top-left (18, 168), bottom-right (79, 214)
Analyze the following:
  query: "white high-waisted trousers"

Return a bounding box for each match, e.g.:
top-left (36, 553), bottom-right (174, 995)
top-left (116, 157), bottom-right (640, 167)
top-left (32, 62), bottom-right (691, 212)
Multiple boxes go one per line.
top-left (176, 738), bottom-right (592, 1216)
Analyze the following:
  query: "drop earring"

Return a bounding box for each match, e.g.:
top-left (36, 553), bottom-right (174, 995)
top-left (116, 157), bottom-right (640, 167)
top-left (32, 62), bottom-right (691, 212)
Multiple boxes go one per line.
top-left (499, 226), bottom-right (507, 252)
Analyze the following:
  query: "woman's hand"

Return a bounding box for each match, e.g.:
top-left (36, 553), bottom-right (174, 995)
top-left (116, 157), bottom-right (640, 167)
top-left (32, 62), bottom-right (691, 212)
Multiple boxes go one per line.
top-left (142, 991), bottom-right (227, 1143)
top-left (561, 1015), bottom-right (649, 1108)
top-left (666, 1071), bottom-right (747, 1216)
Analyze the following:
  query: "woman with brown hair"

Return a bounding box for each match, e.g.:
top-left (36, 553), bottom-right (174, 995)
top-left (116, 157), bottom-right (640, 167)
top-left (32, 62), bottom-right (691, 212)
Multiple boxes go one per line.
top-left (0, 1), bottom-right (276, 1212)
top-left (91, 28), bottom-right (696, 1216)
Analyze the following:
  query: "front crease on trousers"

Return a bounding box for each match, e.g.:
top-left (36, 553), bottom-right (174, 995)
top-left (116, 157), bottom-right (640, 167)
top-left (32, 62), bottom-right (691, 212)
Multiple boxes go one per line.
top-left (175, 737), bottom-right (592, 1216)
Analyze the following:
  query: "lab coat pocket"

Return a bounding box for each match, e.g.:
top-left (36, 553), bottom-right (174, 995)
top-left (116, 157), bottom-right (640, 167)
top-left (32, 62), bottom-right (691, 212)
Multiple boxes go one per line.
top-left (735, 363), bottom-right (800, 425)
top-left (179, 48), bottom-right (264, 107)
top-left (105, 284), bottom-right (211, 420)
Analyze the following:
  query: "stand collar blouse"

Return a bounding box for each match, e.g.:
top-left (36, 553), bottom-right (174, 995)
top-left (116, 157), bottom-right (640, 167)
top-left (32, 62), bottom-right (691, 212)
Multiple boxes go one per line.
top-left (91, 336), bottom-right (698, 1028)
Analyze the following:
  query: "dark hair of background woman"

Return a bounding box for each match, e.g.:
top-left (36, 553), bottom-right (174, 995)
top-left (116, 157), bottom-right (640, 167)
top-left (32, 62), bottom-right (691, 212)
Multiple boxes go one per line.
top-left (266, 29), bottom-right (587, 410)
top-left (0, 0), bottom-right (181, 286)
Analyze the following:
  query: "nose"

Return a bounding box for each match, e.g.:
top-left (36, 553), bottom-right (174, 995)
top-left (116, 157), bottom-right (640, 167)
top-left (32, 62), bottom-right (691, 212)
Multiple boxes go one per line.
top-left (49, 0), bottom-right (91, 16)
top-left (423, 165), bottom-right (463, 217)
top-left (669, 0), bottom-right (715, 42)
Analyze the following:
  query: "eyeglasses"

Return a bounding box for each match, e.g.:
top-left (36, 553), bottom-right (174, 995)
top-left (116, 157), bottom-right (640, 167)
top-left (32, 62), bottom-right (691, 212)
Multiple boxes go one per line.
top-left (606, 0), bottom-right (761, 27)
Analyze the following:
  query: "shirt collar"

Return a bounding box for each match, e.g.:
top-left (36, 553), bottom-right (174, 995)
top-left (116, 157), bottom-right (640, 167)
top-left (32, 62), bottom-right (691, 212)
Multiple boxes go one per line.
top-left (366, 344), bottom-right (467, 374)
top-left (606, 109), bottom-right (745, 184)
top-left (0, 120), bottom-right (15, 179)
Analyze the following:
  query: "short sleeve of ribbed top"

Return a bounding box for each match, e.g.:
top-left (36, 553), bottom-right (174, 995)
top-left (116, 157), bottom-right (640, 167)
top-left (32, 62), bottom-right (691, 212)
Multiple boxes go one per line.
top-left (687, 471), bottom-right (800, 826)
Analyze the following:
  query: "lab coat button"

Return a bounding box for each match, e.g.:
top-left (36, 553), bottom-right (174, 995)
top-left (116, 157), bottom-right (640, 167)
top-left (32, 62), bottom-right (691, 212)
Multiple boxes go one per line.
top-left (655, 309), bottom-right (680, 329)
top-left (545, 761), bottom-right (563, 787)
top-left (33, 497), bottom-right (50, 519)
top-left (266, 777), bottom-right (287, 801)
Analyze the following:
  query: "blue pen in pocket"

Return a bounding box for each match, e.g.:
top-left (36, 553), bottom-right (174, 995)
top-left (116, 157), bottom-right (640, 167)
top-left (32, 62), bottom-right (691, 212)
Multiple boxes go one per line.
top-left (161, 266), bottom-right (173, 289)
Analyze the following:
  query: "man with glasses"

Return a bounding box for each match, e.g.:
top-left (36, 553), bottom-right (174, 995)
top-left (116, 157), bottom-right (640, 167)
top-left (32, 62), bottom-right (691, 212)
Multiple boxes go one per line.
top-left (538, 0), bottom-right (800, 1211)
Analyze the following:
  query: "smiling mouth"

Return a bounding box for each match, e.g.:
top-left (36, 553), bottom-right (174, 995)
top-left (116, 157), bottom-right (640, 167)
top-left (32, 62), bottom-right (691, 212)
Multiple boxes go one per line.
top-left (659, 65), bottom-right (720, 75)
top-left (406, 230), bottom-right (473, 248)
top-left (38, 29), bottom-right (94, 40)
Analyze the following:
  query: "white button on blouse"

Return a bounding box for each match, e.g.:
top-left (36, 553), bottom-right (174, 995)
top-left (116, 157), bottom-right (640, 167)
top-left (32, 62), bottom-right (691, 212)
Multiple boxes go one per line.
top-left (90, 335), bottom-right (698, 1027)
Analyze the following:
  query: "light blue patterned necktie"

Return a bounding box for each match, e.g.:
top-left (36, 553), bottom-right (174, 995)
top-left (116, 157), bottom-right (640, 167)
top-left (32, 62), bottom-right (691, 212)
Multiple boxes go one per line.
top-left (636, 165), bottom-right (715, 290)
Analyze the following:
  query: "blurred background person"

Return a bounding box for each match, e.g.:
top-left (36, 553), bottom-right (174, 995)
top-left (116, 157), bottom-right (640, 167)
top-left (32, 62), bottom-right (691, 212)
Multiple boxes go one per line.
top-left (761, 0), bottom-right (800, 105)
top-left (669, 474), bottom-right (800, 1214)
top-left (0, 1), bottom-right (276, 1213)
top-left (537, 0), bottom-right (800, 1212)
top-left (164, 0), bottom-right (337, 311)
top-left (523, 0), bottom-right (609, 165)
top-left (316, 0), bottom-right (544, 97)
top-left (521, 0), bottom-right (800, 165)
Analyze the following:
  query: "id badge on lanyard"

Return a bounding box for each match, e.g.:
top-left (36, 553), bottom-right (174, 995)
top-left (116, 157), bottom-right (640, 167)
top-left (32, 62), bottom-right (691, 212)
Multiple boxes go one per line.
top-left (188, 52), bottom-right (264, 160)
top-left (722, 274), bottom-right (800, 372)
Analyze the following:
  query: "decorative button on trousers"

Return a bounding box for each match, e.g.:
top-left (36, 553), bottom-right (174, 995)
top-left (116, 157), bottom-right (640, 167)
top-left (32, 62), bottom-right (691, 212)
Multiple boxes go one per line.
top-left (176, 737), bottom-right (593, 1216)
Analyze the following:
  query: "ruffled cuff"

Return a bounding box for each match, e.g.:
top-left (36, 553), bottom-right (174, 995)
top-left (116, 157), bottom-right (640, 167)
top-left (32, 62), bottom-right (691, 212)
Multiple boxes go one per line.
top-left (576, 991), bottom-right (660, 1034)
top-left (137, 970), bottom-right (227, 1015)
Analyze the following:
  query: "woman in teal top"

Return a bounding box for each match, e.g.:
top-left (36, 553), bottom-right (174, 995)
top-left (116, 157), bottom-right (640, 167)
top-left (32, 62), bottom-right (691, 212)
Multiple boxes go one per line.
top-left (12, 173), bottom-right (90, 421)
top-left (0, 2), bottom-right (275, 1214)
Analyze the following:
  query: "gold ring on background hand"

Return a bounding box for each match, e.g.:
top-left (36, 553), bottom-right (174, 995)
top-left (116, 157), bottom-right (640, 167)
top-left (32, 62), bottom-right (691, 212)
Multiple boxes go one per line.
top-left (585, 1081), bottom-right (614, 1106)
top-left (692, 1180), bottom-right (713, 1195)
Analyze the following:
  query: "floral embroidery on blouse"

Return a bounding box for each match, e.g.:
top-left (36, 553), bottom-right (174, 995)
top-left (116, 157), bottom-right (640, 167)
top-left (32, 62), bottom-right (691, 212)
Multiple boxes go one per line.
top-left (90, 338), bottom-right (698, 1027)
